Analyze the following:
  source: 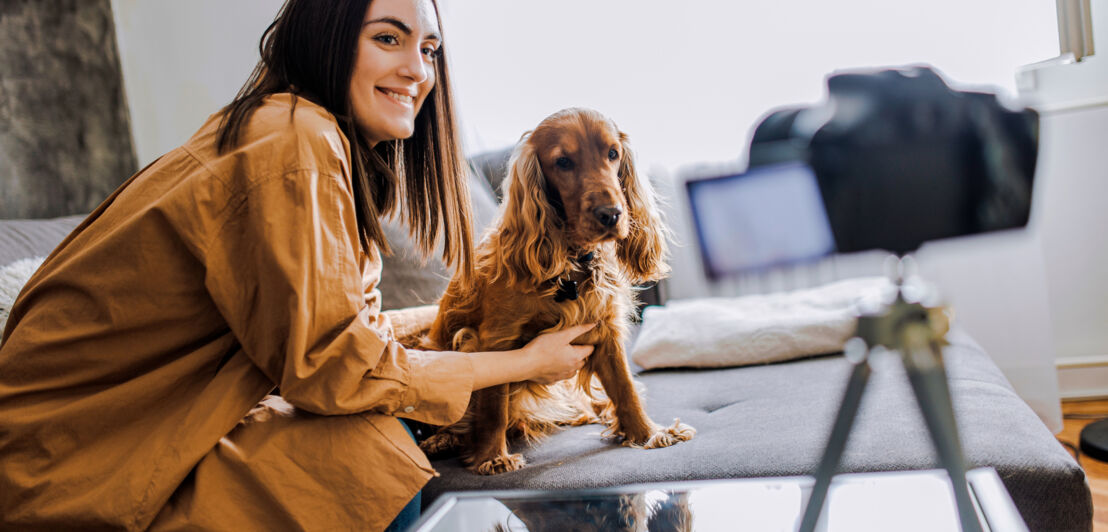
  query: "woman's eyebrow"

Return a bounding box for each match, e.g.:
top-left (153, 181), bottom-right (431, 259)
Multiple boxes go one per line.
top-left (365, 17), bottom-right (441, 41)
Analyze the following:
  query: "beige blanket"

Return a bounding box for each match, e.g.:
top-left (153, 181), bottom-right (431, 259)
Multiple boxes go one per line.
top-left (631, 277), bottom-right (895, 370)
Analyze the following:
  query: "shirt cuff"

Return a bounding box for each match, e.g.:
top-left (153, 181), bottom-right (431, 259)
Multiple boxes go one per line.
top-left (397, 348), bottom-right (474, 426)
top-left (382, 305), bottom-right (439, 348)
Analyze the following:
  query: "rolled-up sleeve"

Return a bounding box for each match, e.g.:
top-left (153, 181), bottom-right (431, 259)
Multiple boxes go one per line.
top-left (202, 168), bottom-right (472, 425)
top-left (382, 304), bottom-right (439, 347)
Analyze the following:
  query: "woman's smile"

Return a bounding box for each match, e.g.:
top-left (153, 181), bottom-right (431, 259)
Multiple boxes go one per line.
top-left (378, 87), bottom-right (416, 108)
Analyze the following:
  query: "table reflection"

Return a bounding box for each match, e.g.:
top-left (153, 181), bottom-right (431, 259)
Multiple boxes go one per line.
top-left (436, 483), bottom-right (803, 532)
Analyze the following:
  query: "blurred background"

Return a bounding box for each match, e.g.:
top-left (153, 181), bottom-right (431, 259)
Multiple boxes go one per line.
top-left (3, 0), bottom-right (1106, 432)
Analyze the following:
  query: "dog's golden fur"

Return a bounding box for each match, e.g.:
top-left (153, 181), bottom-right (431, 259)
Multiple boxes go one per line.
top-left (419, 108), bottom-right (694, 474)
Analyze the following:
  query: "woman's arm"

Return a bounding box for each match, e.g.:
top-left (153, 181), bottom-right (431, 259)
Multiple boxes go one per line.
top-left (468, 323), bottom-right (596, 389)
top-left (203, 165), bottom-right (595, 426)
top-left (383, 304), bottom-right (595, 389)
top-left (382, 306), bottom-right (595, 388)
top-left (204, 169), bottom-right (479, 423)
top-left (382, 305), bottom-right (438, 347)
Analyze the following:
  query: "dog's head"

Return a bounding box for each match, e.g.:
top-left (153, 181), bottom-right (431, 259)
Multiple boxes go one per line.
top-left (499, 108), bottom-right (669, 285)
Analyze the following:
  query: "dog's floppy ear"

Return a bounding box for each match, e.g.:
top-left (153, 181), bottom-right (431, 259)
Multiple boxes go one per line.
top-left (496, 136), bottom-right (569, 285)
top-left (617, 132), bottom-right (669, 284)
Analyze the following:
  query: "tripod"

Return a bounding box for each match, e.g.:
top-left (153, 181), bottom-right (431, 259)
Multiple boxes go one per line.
top-left (797, 265), bottom-right (983, 532)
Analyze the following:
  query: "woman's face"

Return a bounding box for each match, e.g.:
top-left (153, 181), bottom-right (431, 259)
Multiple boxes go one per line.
top-left (350, 0), bottom-right (440, 146)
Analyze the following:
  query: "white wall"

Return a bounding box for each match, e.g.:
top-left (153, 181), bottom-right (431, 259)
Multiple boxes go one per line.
top-left (111, 0), bottom-right (284, 166)
top-left (1034, 106), bottom-right (1108, 400)
top-left (436, 0), bottom-right (1057, 169)
top-left (109, 1), bottom-right (1069, 429)
top-left (1018, 1), bottom-right (1108, 400)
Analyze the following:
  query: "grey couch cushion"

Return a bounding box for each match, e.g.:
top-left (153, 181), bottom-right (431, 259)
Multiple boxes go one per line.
top-left (423, 329), bottom-right (1092, 531)
top-left (0, 215), bottom-right (85, 266)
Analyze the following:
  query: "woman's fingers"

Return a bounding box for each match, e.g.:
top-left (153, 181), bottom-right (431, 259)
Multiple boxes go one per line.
top-left (521, 323), bottom-right (599, 384)
top-left (559, 322), bottom-right (597, 342)
top-left (572, 344), bottom-right (593, 366)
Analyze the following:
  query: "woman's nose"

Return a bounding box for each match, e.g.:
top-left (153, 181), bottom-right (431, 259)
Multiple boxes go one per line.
top-left (398, 48), bottom-right (430, 84)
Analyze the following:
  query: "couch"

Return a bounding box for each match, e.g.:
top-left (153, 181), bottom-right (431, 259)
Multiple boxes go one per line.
top-left (0, 153), bottom-right (1092, 531)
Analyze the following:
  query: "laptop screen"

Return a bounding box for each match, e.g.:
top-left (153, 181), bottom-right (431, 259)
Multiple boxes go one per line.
top-left (686, 162), bottom-right (835, 278)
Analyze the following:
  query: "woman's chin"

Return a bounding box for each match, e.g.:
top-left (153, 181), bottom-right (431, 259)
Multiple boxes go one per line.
top-left (360, 122), bottom-right (416, 145)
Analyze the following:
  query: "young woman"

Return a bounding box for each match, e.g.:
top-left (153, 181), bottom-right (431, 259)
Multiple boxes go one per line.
top-left (0, 0), bottom-right (593, 530)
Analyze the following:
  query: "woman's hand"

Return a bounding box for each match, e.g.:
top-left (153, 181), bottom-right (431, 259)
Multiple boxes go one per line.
top-left (519, 323), bottom-right (597, 384)
top-left (467, 323), bottom-right (597, 390)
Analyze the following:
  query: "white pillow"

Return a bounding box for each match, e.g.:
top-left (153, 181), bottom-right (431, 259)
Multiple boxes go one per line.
top-left (630, 277), bottom-right (896, 370)
top-left (0, 256), bottom-right (46, 339)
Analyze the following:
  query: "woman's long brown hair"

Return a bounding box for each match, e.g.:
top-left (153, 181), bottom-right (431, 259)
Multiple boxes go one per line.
top-left (216, 0), bottom-right (473, 280)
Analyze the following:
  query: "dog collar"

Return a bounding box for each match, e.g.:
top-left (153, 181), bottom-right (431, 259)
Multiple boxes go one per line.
top-left (553, 279), bottom-right (579, 302)
top-left (552, 251), bottom-right (596, 302)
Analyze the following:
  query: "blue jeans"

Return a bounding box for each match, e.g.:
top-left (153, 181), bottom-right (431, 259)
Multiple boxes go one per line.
top-left (384, 419), bottom-right (421, 532)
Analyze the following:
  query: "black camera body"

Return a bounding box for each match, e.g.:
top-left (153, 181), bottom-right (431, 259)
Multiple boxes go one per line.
top-left (747, 66), bottom-right (1039, 256)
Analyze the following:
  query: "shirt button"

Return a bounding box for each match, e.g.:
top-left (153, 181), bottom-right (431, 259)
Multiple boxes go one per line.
top-left (403, 406), bottom-right (415, 413)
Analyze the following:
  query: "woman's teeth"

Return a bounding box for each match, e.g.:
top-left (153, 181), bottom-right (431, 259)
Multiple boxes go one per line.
top-left (384, 90), bottom-right (413, 104)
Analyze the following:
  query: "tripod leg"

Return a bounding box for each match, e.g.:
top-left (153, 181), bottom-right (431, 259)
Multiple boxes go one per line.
top-left (902, 336), bottom-right (982, 532)
top-left (798, 357), bottom-right (872, 532)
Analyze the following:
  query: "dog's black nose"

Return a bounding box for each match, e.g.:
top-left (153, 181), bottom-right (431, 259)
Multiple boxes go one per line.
top-left (593, 206), bottom-right (622, 227)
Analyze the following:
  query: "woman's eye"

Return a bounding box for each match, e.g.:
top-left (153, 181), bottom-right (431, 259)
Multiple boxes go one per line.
top-left (422, 45), bottom-right (439, 59)
top-left (555, 157), bottom-right (573, 170)
top-left (608, 148), bottom-right (619, 161)
top-left (374, 34), bottom-right (399, 46)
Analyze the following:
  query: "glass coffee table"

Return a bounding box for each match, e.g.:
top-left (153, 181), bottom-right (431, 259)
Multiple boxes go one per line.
top-left (410, 467), bottom-right (1026, 531)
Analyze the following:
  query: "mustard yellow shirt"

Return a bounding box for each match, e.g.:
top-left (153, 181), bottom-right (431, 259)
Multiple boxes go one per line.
top-left (0, 93), bottom-right (473, 530)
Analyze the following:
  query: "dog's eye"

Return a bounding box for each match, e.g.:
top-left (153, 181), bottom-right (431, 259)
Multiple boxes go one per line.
top-left (555, 156), bottom-right (574, 170)
top-left (608, 148), bottom-right (619, 161)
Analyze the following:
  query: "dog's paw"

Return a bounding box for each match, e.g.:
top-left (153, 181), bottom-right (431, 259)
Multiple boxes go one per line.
top-left (419, 431), bottom-right (462, 455)
top-left (623, 419), bottom-right (695, 449)
top-left (472, 453), bottom-right (527, 475)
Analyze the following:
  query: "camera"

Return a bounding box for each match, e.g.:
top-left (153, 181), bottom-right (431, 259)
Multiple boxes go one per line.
top-left (687, 66), bottom-right (1039, 277)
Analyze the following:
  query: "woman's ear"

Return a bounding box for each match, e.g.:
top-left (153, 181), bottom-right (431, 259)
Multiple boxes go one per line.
top-left (497, 138), bottom-right (569, 284)
top-left (617, 132), bottom-right (670, 284)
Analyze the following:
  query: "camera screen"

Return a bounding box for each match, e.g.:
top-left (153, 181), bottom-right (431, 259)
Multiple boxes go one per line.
top-left (686, 162), bottom-right (835, 278)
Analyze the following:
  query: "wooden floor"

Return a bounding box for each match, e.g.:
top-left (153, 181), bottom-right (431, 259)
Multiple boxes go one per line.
top-left (1057, 399), bottom-right (1108, 532)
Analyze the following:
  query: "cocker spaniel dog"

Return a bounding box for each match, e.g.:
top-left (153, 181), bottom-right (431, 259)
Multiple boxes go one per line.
top-left (419, 108), bottom-right (694, 475)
